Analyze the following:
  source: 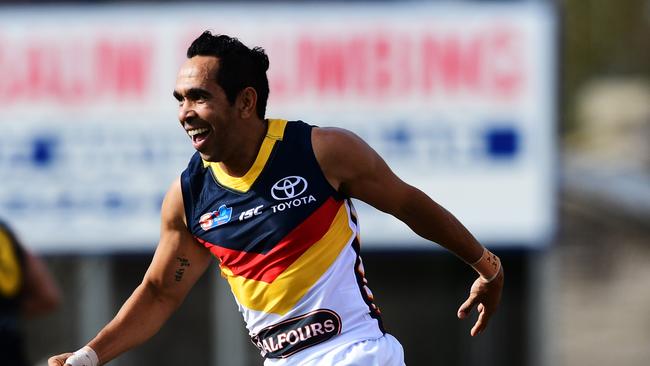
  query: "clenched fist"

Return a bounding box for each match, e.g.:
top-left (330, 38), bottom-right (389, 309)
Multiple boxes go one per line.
top-left (48, 353), bottom-right (73, 366)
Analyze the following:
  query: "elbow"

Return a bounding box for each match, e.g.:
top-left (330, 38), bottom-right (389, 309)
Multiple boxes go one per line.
top-left (395, 185), bottom-right (427, 221)
top-left (140, 277), bottom-right (185, 310)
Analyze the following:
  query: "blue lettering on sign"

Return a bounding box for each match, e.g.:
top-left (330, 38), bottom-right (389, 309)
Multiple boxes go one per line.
top-left (485, 126), bottom-right (519, 159)
top-left (105, 192), bottom-right (124, 210)
top-left (31, 135), bottom-right (59, 167)
top-left (383, 124), bottom-right (411, 146)
top-left (56, 194), bottom-right (74, 210)
top-left (381, 121), bottom-right (415, 159)
top-left (382, 123), bottom-right (413, 158)
top-left (5, 196), bottom-right (28, 211)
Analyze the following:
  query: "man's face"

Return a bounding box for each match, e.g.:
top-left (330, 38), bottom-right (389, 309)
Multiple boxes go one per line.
top-left (174, 56), bottom-right (235, 162)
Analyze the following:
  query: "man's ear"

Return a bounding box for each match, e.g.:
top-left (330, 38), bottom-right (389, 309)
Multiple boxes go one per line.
top-left (237, 87), bottom-right (258, 119)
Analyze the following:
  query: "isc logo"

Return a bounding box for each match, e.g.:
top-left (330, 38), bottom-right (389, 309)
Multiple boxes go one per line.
top-left (239, 205), bottom-right (263, 221)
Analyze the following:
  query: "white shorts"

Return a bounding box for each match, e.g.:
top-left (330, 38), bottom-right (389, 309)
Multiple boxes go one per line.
top-left (264, 333), bottom-right (406, 366)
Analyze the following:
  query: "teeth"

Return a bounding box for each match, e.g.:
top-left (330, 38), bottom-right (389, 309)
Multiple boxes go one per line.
top-left (188, 128), bottom-right (209, 137)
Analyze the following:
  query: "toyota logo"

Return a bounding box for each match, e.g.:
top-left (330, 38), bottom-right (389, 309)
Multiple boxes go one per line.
top-left (271, 176), bottom-right (308, 200)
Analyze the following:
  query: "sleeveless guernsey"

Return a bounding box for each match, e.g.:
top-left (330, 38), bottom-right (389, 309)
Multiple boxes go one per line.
top-left (180, 119), bottom-right (384, 360)
top-left (0, 221), bottom-right (28, 366)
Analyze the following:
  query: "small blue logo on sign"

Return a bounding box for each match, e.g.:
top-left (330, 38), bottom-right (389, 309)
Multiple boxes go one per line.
top-left (485, 126), bottom-right (519, 160)
top-left (200, 204), bottom-right (233, 231)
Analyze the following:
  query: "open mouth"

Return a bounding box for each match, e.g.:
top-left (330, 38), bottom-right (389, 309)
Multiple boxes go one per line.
top-left (187, 127), bottom-right (211, 147)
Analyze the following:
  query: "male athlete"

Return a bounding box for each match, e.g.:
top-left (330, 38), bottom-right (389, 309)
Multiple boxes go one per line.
top-left (49, 32), bottom-right (503, 366)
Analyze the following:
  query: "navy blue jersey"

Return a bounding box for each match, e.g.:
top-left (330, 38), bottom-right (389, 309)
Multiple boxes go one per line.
top-left (181, 119), bottom-right (383, 359)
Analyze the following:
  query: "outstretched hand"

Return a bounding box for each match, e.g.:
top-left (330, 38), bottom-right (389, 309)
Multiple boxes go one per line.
top-left (457, 268), bottom-right (504, 336)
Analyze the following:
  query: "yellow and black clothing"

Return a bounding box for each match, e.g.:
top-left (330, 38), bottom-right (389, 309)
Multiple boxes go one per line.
top-left (0, 221), bottom-right (28, 366)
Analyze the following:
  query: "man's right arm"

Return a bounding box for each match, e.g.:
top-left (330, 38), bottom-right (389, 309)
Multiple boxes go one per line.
top-left (48, 178), bottom-right (214, 366)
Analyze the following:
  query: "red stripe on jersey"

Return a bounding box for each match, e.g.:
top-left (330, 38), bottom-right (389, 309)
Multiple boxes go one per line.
top-left (196, 197), bottom-right (342, 283)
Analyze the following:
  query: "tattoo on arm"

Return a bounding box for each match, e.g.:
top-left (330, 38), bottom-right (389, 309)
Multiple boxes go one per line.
top-left (174, 256), bottom-right (191, 282)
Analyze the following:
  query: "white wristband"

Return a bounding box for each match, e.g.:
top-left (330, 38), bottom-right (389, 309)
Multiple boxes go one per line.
top-left (470, 248), bottom-right (501, 283)
top-left (65, 346), bottom-right (99, 366)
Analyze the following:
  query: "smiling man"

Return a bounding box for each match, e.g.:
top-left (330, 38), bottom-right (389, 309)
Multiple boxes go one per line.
top-left (49, 31), bottom-right (503, 366)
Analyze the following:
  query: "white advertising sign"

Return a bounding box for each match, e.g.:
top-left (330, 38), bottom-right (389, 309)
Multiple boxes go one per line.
top-left (0, 3), bottom-right (556, 252)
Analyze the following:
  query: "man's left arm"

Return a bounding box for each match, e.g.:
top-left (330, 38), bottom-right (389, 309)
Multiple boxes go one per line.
top-left (312, 127), bottom-right (504, 336)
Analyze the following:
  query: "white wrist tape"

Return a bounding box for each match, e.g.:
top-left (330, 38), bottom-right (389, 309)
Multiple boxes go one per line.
top-left (65, 346), bottom-right (99, 366)
top-left (470, 248), bottom-right (501, 282)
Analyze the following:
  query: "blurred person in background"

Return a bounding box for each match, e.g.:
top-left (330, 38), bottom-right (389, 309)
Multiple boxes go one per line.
top-left (49, 32), bottom-right (503, 366)
top-left (1, 220), bottom-right (61, 366)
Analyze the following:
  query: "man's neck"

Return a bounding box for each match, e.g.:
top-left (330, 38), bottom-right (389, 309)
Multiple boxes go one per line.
top-left (217, 117), bottom-right (267, 177)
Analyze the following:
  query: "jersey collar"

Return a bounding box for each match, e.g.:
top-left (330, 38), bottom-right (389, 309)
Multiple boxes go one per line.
top-left (202, 119), bottom-right (288, 193)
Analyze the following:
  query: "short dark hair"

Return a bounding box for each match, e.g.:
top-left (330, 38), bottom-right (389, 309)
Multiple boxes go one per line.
top-left (187, 31), bottom-right (270, 119)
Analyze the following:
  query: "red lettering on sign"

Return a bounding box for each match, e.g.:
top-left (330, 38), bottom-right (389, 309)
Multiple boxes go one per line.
top-left (0, 36), bottom-right (152, 106)
top-left (269, 27), bottom-right (525, 102)
top-left (421, 35), bottom-right (482, 93)
top-left (485, 28), bottom-right (523, 98)
top-left (96, 40), bottom-right (150, 96)
top-left (0, 25), bottom-right (525, 108)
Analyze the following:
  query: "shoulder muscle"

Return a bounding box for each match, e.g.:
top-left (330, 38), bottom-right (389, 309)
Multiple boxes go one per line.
top-left (161, 178), bottom-right (187, 230)
top-left (311, 127), bottom-right (379, 194)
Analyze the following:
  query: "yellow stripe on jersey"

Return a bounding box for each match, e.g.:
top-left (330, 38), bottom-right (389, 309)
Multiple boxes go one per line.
top-left (0, 229), bottom-right (22, 298)
top-left (203, 119), bottom-right (288, 193)
top-left (221, 203), bottom-right (353, 315)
